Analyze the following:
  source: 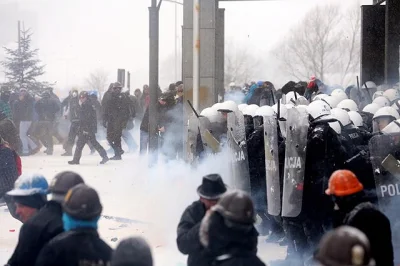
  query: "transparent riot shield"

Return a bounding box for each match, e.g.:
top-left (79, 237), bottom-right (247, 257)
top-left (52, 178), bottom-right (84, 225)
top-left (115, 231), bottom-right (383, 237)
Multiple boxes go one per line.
top-left (187, 115), bottom-right (200, 163)
top-left (282, 107), bottom-right (309, 218)
top-left (227, 110), bottom-right (251, 194)
top-left (198, 116), bottom-right (220, 153)
top-left (264, 115), bottom-right (281, 216)
top-left (369, 133), bottom-right (400, 261)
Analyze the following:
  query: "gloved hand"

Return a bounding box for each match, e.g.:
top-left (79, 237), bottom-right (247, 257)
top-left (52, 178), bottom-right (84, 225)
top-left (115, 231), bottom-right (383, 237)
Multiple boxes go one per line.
top-left (82, 131), bottom-right (89, 135)
top-left (103, 120), bottom-right (107, 128)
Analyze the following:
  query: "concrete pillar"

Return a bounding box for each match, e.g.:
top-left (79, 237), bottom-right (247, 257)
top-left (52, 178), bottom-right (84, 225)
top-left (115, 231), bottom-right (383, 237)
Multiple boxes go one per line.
top-left (182, 0), bottom-right (224, 160)
top-left (361, 5), bottom-right (386, 85)
top-left (385, 0), bottom-right (400, 85)
top-left (216, 8), bottom-right (225, 101)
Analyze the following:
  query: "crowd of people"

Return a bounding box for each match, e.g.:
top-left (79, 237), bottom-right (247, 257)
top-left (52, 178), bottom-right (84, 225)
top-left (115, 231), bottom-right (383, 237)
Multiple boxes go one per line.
top-left (0, 81), bottom-right (185, 164)
top-left (193, 77), bottom-right (400, 265)
top-left (1, 76), bottom-right (400, 265)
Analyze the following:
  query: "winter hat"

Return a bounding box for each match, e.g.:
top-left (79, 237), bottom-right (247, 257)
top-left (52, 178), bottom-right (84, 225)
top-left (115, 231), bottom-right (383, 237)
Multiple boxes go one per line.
top-left (13, 194), bottom-right (47, 210)
top-left (111, 237), bottom-right (153, 266)
top-left (314, 226), bottom-right (375, 266)
top-left (49, 171), bottom-right (85, 203)
top-left (197, 174), bottom-right (227, 200)
top-left (63, 184), bottom-right (102, 221)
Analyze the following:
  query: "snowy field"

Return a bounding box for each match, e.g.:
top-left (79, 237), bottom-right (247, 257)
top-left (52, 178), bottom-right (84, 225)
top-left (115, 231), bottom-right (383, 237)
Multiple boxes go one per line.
top-left (0, 140), bottom-right (286, 265)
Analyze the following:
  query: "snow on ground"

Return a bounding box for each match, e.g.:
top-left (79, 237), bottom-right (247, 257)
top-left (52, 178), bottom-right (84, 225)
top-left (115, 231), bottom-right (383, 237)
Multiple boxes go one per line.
top-left (0, 141), bottom-right (286, 265)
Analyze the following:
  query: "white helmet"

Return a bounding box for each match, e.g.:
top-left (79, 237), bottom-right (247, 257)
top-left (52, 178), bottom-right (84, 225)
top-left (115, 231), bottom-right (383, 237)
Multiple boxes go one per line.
top-left (201, 107), bottom-right (222, 123)
top-left (283, 91), bottom-right (298, 104)
top-left (381, 119), bottom-right (400, 134)
top-left (295, 96), bottom-right (309, 106)
top-left (243, 104), bottom-right (259, 117)
top-left (200, 107), bottom-right (212, 116)
top-left (329, 121), bottom-right (342, 134)
top-left (254, 106), bottom-right (275, 117)
top-left (373, 106), bottom-right (400, 120)
top-left (238, 104), bottom-right (248, 112)
top-left (362, 103), bottom-right (381, 115)
top-left (272, 104), bottom-right (288, 120)
top-left (373, 96), bottom-right (391, 107)
top-left (312, 94), bottom-right (329, 101)
top-left (337, 99), bottom-right (359, 112)
top-left (322, 96), bottom-right (340, 108)
top-left (383, 88), bottom-right (400, 102)
top-left (348, 111), bottom-right (363, 127)
top-left (372, 91), bottom-right (384, 100)
top-left (217, 100), bottom-right (238, 113)
top-left (331, 108), bottom-right (352, 127)
top-left (362, 81), bottom-right (377, 90)
top-left (212, 102), bottom-right (223, 111)
top-left (330, 89), bottom-right (348, 102)
top-left (307, 100), bottom-right (332, 122)
top-left (229, 82), bottom-right (236, 87)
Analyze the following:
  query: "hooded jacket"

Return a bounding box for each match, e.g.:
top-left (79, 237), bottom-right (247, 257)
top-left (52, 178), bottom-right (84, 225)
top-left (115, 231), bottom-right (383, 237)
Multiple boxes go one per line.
top-left (201, 212), bottom-right (265, 266)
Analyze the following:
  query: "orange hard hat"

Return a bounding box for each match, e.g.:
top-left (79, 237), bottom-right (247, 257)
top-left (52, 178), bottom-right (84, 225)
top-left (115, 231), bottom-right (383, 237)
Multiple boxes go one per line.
top-left (325, 170), bottom-right (364, 197)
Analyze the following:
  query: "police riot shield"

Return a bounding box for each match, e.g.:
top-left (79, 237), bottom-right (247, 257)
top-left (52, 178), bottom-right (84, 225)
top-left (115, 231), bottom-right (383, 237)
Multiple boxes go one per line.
top-left (282, 107), bottom-right (309, 218)
top-left (227, 110), bottom-right (251, 194)
top-left (187, 115), bottom-right (200, 163)
top-left (264, 115), bottom-right (281, 216)
top-left (198, 116), bottom-right (220, 153)
top-left (369, 133), bottom-right (400, 261)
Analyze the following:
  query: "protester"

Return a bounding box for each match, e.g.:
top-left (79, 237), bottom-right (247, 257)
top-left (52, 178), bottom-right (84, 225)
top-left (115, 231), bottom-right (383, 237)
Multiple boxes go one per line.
top-left (111, 237), bottom-right (153, 266)
top-left (314, 226), bottom-right (375, 266)
top-left (13, 88), bottom-right (39, 156)
top-left (0, 111), bottom-right (22, 153)
top-left (35, 184), bottom-right (112, 266)
top-left (199, 190), bottom-right (265, 266)
top-left (0, 136), bottom-right (20, 220)
top-left (7, 174), bottom-right (49, 265)
top-left (177, 174), bottom-right (227, 266)
top-left (68, 91), bottom-right (109, 165)
top-left (326, 169), bottom-right (394, 266)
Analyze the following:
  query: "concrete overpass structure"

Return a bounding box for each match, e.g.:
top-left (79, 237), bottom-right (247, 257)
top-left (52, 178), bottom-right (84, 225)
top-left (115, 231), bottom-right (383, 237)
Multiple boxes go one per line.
top-left (361, 0), bottom-right (400, 85)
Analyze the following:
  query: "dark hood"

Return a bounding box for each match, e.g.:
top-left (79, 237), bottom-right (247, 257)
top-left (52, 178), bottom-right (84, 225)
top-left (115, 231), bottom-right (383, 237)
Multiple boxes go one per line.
top-left (204, 212), bottom-right (258, 258)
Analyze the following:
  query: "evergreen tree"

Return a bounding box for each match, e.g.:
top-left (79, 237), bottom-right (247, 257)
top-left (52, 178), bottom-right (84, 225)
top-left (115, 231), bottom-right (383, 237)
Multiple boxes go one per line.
top-left (1, 28), bottom-right (47, 92)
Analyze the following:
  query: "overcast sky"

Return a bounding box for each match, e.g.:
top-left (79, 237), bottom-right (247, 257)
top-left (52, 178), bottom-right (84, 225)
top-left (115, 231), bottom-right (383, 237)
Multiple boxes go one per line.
top-left (0, 0), bottom-right (373, 92)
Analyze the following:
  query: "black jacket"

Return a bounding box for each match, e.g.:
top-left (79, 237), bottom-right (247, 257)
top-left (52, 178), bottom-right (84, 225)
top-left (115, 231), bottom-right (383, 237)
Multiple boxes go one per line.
top-left (79, 99), bottom-right (98, 134)
top-left (205, 212), bottom-right (265, 266)
top-left (35, 97), bottom-right (61, 122)
top-left (35, 228), bottom-right (112, 266)
top-left (177, 200), bottom-right (211, 266)
top-left (247, 124), bottom-right (267, 213)
top-left (344, 202), bottom-right (394, 266)
top-left (0, 144), bottom-right (18, 199)
top-left (103, 92), bottom-right (131, 126)
top-left (0, 114), bottom-right (21, 153)
top-left (303, 122), bottom-right (347, 218)
top-left (62, 96), bottom-right (80, 122)
top-left (8, 201), bottom-right (64, 266)
top-left (12, 95), bottom-right (35, 122)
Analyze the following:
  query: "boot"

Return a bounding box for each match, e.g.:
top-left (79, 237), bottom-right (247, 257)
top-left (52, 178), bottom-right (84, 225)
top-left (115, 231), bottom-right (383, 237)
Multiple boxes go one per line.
top-left (61, 151), bottom-right (72, 156)
top-left (68, 160), bottom-right (80, 165)
top-left (100, 157), bottom-right (109, 164)
top-left (110, 155), bottom-right (122, 160)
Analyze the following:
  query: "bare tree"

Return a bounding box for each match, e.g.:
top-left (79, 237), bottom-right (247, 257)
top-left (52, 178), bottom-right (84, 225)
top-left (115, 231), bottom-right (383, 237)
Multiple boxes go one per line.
top-left (85, 69), bottom-right (109, 96)
top-left (225, 42), bottom-right (259, 88)
top-left (274, 4), bottom-right (360, 86)
top-left (335, 4), bottom-right (361, 85)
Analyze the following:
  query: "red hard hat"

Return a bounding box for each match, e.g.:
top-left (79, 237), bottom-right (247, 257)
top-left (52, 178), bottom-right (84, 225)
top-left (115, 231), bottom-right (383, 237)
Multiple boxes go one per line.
top-left (325, 170), bottom-right (364, 197)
